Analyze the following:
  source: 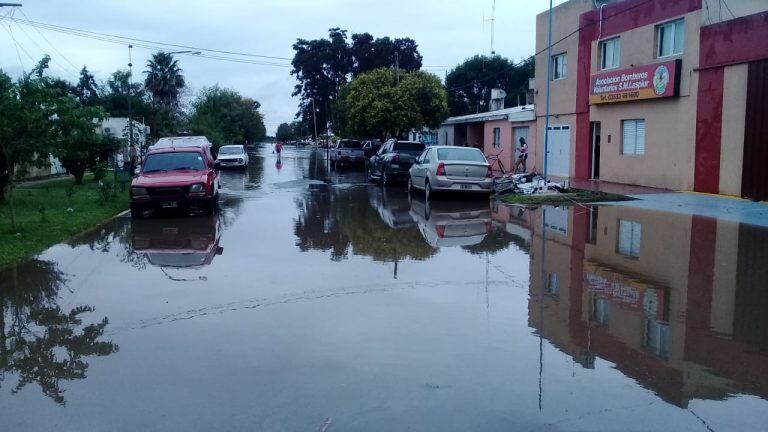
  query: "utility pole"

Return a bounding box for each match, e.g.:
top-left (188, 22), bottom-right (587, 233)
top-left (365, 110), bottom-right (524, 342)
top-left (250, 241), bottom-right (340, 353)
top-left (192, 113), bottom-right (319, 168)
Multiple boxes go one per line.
top-left (127, 44), bottom-right (135, 156)
top-left (543, 0), bottom-right (554, 180)
top-left (0, 3), bottom-right (23, 7)
top-left (395, 52), bottom-right (400, 85)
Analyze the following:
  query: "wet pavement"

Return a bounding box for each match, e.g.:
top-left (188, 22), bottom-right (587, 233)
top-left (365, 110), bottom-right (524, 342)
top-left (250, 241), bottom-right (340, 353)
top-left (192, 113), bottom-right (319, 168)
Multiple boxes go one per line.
top-left (1, 146), bottom-right (767, 431)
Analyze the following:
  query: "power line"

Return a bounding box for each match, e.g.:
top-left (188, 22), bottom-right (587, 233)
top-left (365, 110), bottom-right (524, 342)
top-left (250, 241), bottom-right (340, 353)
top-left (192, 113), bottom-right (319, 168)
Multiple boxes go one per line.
top-left (11, 19), bottom-right (78, 78)
top-left (18, 8), bottom-right (80, 72)
top-left (9, 16), bottom-right (293, 61)
top-left (445, 0), bottom-right (656, 93)
top-left (3, 22), bottom-right (26, 73)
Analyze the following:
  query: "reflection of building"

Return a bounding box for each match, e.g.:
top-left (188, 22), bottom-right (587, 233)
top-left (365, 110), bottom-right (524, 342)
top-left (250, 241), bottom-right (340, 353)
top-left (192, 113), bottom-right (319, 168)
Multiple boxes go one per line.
top-left (525, 203), bottom-right (768, 407)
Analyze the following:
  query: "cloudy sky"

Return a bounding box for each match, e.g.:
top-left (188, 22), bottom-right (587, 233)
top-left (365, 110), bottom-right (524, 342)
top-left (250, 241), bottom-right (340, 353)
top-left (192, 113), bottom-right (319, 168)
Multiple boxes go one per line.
top-left (1, 0), bottom-right (563, 134)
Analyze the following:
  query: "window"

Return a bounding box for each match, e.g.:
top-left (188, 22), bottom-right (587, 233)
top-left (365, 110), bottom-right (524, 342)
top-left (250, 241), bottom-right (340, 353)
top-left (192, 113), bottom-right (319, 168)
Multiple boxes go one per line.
top-left (552, 53), bottom-right (567, 80)
top-left (546, 273), bottom-right (560, 297)
top-left (644, 319), bottom-right (670, 359)
top-left (492, 127), bottom-right (501, 148)
top-left (657, 19), bottom-right (684, 57)
top-left (600, 37), bottom-right (620, 70)
top-left (592, 296), bottom-right (610, 325)
top-left (143, 152), bottom-right (206, 173)
top-left (617, 219), bottom-right (642, 258)
top-left (437, 147), bottom-right (486, 162)
top-left (622, 119), bottom-right (645, 155)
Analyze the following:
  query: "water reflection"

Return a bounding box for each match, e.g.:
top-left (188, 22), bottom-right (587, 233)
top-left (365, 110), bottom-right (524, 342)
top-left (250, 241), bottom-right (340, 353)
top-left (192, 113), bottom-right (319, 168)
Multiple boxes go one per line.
top-left (294, 185), bottom-right (437, 265)
top-left (409, 195), bottom-right (492, 248)
top-left (0, 260), bottom-right (118, 405)
top-left (131, 216), bottom-right (223, 269)
top-left (524, 204), bottom-right (768, 407)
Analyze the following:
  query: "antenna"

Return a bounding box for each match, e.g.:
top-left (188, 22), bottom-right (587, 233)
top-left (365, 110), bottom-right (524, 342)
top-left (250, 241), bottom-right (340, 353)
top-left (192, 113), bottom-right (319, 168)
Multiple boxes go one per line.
top-left (483, 0), bottom-right (497, 55)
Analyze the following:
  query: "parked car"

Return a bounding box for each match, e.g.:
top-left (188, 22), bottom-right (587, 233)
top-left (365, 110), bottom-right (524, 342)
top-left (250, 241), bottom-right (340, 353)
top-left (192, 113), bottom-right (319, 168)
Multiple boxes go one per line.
top-left (408, 146), bottom-right (493, 199)
top-left (216, 144), bottom-right (248, 169)
top-left (409, 195), bottom-right (492, 247)
top-left (362, 139), bottom-right (383, 158)
top-left (367, 140), bottom-right (426, 186)
top-left (130, 136), bottom-right (220, 219)
top-left (330, 139), bottom-right (365, 168)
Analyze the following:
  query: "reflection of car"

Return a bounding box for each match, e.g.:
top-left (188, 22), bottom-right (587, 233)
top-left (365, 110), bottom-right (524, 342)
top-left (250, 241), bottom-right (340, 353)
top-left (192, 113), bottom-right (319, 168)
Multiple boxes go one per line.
top-left (367, 140), bottom-right (426, 186)
top-left (409, 146), bottom-right (493, 199)
top-left (130, 136), bottom-right (220, 219)
top-left (131, 216), bottom-right (223, 268)
top-left (216, 144), bottom-right (248, 169)
top-left (368, 186), bottom-right (415, 229)
top-left (409, 195), bottom-right (492, 247)
top-left (362, 139), bottom-right (382, 159)
top-left (330, 139), bottom-right (365, 168)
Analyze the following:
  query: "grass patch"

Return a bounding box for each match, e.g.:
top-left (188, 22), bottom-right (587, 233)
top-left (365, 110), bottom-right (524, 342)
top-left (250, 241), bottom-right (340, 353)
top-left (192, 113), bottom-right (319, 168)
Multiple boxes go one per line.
top-left (0, 174), bottom-right (130, 267)
top-left (499, 189), bottom-right (635, 205)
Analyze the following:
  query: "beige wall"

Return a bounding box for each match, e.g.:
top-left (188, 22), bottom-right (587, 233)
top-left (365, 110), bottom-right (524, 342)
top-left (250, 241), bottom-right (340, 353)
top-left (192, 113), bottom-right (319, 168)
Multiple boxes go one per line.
top-left (710, 219), bottom-right (739, 335)
top-left (588, 9), bottom-right (702, 189)
top-left (534, 0), bottom-right (592, 178)
top-left (718, 63), bottom-right (748, 196)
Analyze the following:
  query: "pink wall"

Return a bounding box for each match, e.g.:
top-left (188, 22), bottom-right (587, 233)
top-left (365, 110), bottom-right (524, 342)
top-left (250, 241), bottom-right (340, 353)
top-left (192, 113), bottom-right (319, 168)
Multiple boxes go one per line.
top-left (483, 120), bottom-right (537, 172)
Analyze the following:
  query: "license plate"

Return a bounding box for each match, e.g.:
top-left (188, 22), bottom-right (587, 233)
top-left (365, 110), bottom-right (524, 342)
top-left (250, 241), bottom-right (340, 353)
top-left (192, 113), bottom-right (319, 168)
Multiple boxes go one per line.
top-left (460, 184), bottom-right (472, 190)
top-left (161, 201), bottom-right (178, 208)
top-left (391, 164), bottom-right (400, 168)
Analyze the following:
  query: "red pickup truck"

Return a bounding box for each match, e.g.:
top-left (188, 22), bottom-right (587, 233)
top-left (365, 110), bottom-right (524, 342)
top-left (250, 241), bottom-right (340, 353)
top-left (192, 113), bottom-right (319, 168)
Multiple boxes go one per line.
top-left (130, 136), bottom-right (220, 219)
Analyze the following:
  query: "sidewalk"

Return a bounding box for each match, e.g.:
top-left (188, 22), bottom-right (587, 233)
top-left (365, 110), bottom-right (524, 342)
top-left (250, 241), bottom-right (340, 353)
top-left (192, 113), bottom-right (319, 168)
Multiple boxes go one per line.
top-left (615, 192), bottom-right (768, 228)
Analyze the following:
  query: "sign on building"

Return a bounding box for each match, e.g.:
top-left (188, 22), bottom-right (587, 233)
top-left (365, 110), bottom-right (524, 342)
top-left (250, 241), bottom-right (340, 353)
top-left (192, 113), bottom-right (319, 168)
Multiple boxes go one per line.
top-left (589, 59), bottom-right (681, 104)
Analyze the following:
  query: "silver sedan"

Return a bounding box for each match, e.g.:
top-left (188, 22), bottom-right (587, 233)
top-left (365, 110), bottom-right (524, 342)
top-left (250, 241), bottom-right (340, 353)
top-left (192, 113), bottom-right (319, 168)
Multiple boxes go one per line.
top-left (408, 146), bottom-right (493, 199)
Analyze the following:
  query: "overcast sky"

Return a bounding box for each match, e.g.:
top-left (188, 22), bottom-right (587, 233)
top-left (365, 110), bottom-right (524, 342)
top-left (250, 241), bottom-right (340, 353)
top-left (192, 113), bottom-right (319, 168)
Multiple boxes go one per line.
top-left (1, 0), bottom-right (564, 134)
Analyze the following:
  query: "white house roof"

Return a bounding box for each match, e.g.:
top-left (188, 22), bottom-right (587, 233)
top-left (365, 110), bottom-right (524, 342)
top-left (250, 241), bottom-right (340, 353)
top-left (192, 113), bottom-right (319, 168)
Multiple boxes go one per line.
top-left (442, 104), bottom-right (535, 125)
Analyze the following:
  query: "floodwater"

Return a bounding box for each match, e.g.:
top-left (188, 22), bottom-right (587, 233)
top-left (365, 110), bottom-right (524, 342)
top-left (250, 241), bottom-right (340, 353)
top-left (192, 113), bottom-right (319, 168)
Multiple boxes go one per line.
top-left (1, 146), bottom-right (766, 431)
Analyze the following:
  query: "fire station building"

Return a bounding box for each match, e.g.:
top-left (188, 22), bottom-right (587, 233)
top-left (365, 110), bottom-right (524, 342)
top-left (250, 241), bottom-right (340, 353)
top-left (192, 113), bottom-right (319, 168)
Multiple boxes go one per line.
top-left (533, 0), bottom-right (768, 200)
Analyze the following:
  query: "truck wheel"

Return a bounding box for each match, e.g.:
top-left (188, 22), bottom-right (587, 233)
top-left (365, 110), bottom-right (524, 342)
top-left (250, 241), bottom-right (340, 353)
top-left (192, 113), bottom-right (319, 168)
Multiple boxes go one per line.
top-left (130, 203), bottom-right (145, 219)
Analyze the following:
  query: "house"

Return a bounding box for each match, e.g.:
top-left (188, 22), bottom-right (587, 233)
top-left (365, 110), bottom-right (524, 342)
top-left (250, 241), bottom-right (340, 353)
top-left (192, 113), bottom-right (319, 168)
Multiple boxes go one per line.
top-left (533, 0), bottom-right (768, 200)
top-left (438, 104), bottom-right (536, 173)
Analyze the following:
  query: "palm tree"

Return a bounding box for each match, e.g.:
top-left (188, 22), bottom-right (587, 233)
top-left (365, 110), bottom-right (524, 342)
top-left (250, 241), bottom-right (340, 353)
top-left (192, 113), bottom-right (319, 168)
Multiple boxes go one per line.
top-left (144, 52), bottom-right (185, 111)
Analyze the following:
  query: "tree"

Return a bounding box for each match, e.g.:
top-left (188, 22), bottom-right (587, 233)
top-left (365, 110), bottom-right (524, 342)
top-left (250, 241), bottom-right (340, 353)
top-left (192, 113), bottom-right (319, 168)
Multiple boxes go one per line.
top-left (275, 123), bottom-right (293, 141)
top-left (291, 29), bottom-right (424, 133)
top-left (54, 96), bottom-right (110, 185)
top-left (350, 33), bottom-right (423, 76)
top-left (0, 58), bottom-right (60, 229)
top-left (334, 68), bottom-right (448, 139)
top-left (187, 85), bottom-right (266, 147)
top-left (445, 55), bottom-right (534, 116)
top-left (74, 66), bottom-right (100, 106)
top-left (291, 28), bottom-right (352, 136)
top-left (144, 52), bottom-right (186, 112)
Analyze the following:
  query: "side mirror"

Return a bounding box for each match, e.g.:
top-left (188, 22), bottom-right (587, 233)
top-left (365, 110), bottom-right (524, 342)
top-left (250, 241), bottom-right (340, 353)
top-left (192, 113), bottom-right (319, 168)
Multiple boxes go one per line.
top-left (133, 167), bottom-right (141, 176)
top-left (213, 160), bottom-right (221, 170)
top-left (216, 246), bottom-right (224, 255)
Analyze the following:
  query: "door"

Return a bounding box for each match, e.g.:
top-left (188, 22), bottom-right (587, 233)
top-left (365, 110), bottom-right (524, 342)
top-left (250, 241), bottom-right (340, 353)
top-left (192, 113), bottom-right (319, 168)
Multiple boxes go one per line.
top-left (742, 59), bottom-right (768, 201)
top-left (590, 122), bottom-right (601, 179)
top-left (513, 126), bottom-right (530, 169)
top-left (546, 125), bottom-right (571, 177)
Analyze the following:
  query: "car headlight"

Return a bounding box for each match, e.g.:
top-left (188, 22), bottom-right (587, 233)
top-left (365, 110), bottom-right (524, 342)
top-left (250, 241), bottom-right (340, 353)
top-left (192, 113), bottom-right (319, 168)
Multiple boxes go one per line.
top-left (132, 187), bottom-right (148, 196)
top-left (189, 183), bottom-right (205, 194)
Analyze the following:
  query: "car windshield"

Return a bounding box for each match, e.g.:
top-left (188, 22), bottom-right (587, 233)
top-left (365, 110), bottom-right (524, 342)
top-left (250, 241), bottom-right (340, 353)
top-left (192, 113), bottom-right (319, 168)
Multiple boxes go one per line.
top-left (339, 140), bottom-right (361, 149)
top-left (393, 142), bottom-right (425, 152)
top-left (437, 148), bottom-right (487, 162)
top-left (218, 146), bottom-right (243, 155)
top-left (143, 152), bottom-right (206, 172)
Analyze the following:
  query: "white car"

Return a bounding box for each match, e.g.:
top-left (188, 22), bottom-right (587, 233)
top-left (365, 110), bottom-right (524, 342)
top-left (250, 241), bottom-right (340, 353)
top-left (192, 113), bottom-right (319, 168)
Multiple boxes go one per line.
top-left (216, 145), bottom-right (248, 169)
top-left (408, 146), bottom-right (493, 199)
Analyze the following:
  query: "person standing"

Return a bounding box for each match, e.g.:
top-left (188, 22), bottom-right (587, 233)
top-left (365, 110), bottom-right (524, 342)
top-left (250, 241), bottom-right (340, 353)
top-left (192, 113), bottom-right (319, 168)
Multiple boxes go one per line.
top-left (275, 142), bottom-right (283, 156)
top-left (514, 137), bottom-right (528, 173)
top-left (128, 143), bottom-right (139, 175)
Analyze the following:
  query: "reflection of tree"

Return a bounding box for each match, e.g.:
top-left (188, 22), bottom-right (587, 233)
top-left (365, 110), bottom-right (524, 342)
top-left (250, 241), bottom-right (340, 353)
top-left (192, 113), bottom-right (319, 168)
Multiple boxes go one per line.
top-left (461, 226), bottom-right (525, 255)
top-left (0, 260), bottom-right (118, 405)
top-left (294, 185), bottom-right (436, 262)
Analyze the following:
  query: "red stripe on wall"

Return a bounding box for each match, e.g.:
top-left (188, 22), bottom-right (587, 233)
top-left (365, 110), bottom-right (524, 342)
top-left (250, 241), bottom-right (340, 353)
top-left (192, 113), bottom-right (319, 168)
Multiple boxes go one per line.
top-left (694, 68), bottom-right (724, 193)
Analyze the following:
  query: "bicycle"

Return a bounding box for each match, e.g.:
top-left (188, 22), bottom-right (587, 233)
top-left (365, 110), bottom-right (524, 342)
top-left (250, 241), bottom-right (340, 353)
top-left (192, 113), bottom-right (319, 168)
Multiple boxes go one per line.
top-left (486, 150), bottom-right (506, 175)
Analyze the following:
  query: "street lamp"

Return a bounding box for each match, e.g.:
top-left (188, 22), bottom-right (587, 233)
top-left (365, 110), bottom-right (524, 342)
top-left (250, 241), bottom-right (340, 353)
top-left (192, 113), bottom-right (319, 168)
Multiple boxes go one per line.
top-left (166, 50), bottom-right (202, 56)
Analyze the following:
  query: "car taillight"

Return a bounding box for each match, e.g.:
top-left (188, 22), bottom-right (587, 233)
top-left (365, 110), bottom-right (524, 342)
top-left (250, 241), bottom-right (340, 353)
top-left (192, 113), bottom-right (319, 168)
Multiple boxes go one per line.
top-left (436, 162), bottom-right (446, 176)
top-left (435, 225), bottom-right (446, 238)
top-left (486, 165), bottom-right (493, 178)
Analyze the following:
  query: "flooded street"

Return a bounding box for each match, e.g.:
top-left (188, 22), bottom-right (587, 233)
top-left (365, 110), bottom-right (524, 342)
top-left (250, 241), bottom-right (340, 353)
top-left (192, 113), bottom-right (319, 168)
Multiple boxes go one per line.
top-left (1, 146), bottom-right (767, 431)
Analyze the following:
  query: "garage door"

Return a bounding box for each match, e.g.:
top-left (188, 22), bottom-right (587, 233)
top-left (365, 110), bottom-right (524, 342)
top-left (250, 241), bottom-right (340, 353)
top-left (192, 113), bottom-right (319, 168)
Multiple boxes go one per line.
top-left (546, 125), bottom-right (571, 177)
